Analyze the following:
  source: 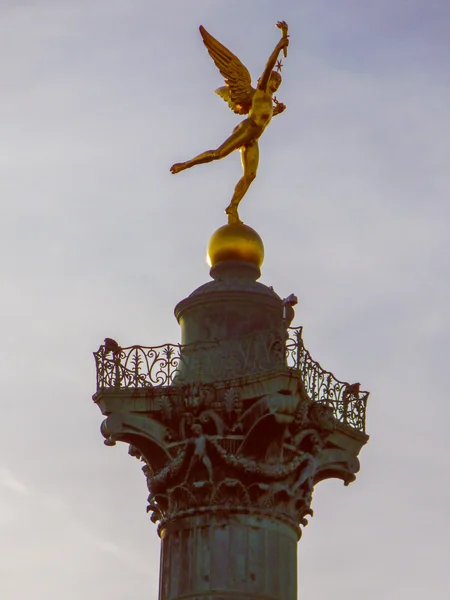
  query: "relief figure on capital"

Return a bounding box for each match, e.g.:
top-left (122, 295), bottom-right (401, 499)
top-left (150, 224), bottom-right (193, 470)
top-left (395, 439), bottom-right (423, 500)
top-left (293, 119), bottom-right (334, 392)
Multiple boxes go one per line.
top-left (170, 22), bottom-right (289, 224)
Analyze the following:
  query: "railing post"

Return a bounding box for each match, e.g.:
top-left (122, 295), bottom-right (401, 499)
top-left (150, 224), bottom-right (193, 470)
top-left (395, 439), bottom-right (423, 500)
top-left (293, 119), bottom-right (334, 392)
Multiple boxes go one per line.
top-left (133, 348), bottom-right (139, 387)
top-left (114, 353), bottom-right (121, 389)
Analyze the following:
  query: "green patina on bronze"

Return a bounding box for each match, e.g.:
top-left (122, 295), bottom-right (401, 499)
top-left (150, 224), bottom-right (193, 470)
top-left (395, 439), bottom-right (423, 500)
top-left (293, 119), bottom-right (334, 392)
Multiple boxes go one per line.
top-left (92, 22), bottom-right (369, 600)
top-left (93, 241), bottom-right (368, 600)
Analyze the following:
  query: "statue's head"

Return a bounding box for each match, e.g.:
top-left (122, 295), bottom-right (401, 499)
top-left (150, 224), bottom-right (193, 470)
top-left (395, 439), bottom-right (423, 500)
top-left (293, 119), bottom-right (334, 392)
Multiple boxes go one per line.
top-left (191, 424), bottom-right (203, 437)
top-left (269, 70), bottom-right (282, 93)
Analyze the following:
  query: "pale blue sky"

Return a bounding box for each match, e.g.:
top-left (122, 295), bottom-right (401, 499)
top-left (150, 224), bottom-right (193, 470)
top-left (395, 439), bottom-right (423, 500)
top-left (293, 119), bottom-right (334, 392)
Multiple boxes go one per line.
top-left (1, 1), bottom-right (449, 599)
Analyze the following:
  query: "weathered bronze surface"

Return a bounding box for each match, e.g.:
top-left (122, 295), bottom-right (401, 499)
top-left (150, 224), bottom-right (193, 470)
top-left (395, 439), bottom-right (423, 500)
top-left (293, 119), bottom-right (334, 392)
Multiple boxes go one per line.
top-left (170, 22), bottom-right (290, 225)
top-left (94, 328), bottom-right (368, 433)
top-left (93, 22), bottom-right (370, 597)
top-left (93, 250), bottom-right (369, 599)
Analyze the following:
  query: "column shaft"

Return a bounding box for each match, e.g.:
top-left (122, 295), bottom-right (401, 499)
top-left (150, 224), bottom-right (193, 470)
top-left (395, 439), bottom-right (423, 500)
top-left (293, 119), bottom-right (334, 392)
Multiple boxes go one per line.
top-left (159, 513), bottom-right (297, 600)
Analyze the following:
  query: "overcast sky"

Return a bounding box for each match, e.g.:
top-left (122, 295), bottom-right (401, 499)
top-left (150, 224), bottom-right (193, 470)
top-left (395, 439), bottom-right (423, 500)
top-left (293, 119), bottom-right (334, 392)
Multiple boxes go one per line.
top-left (1, 1), bottom-right (449, 599)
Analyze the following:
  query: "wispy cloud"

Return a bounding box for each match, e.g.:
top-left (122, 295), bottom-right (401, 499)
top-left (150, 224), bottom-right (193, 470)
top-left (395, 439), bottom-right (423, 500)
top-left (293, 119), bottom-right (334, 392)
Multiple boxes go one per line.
top-left (0, 464), bottom-right (148, 571)
top-left (0, 467), bottom-right (29, 495)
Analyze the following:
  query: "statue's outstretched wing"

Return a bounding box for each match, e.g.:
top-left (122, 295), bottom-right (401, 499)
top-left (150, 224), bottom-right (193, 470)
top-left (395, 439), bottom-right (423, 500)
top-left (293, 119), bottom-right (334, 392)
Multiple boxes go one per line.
top-left (199, 25), bottom-right (254, 115)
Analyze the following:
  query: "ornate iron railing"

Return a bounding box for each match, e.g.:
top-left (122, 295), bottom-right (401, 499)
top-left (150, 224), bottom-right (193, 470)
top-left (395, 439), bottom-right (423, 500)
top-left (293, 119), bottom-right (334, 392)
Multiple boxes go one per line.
top-left (94, 329), bottom-right (285, 390)
top-left (286, 327), bottom-right (368, 432)
top-left (94, 343), bottom-right (180, 389)
top-left (94, 327), bottom-right (368, 432)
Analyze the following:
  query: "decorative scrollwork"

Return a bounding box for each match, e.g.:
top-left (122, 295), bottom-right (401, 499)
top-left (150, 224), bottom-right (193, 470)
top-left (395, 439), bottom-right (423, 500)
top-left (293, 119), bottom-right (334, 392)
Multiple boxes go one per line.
top-left (286, 327), bottom-right (368, 432)
top-left (94, 328), bottom-right (286, 391)
top-left (211, 479), bottom-right (250, 507)
top-left (94, 326), bottom-right (368, 432)
top-left (94, 344), bottom-right (181, 389)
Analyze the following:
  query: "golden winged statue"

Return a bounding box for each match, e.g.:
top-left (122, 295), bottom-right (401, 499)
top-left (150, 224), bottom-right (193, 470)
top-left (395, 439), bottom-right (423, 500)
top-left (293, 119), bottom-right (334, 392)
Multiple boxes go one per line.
top-left (170, 22), bottom-right (290, 224)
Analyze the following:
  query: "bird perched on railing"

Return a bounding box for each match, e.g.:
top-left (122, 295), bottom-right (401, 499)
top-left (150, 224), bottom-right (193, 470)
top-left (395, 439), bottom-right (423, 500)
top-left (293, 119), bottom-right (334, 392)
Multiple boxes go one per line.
top-left (283, 293), bottom-right (298, 307)
top-left (104, 337), bottom-right (121, 356)
top-left (282, 293), bottom-right (298, 326)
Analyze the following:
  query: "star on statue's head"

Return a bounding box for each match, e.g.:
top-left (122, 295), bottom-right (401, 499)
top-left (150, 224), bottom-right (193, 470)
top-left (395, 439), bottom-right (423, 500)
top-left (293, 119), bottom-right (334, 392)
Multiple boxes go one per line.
top-left (275, 59), bottom-right (283, 72)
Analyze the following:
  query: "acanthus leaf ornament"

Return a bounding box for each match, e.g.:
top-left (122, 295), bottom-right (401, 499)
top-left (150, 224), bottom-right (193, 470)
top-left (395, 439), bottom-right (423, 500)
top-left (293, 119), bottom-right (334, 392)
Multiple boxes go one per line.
top-left (94, 327), bottom-right (368, 535)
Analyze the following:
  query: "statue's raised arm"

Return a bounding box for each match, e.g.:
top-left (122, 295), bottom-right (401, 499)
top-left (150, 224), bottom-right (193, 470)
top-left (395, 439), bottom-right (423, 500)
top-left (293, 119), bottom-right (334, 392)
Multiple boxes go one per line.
top-left (170, 22), bottom-right (289, 225)
top-left (258, 21), bottom-right (289, 91)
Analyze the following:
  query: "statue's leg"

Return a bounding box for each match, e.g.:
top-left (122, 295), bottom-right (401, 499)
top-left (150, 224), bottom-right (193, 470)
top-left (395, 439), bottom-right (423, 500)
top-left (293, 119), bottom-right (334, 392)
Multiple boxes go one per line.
top-left (225, 141), bottom-right (259, 224)
top-left (170, 121), bottom-right (252, 174)
top-left (203, 456), bottom-right (214, 482)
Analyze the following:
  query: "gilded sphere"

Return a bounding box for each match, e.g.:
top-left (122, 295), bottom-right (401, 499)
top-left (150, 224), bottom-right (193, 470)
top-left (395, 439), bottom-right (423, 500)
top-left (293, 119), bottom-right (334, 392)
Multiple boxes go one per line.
top-left (207, 223), bottom-right (264, 268)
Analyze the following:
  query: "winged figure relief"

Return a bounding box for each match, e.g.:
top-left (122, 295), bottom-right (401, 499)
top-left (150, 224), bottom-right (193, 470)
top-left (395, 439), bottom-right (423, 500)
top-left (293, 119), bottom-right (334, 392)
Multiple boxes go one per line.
top-left (170, 22), bottom-right (289, 224)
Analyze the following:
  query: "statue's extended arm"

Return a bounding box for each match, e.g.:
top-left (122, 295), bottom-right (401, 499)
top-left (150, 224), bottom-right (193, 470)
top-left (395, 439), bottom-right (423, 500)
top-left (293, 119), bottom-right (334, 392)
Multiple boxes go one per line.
top-left (257, 22), bottom-right (289, 91)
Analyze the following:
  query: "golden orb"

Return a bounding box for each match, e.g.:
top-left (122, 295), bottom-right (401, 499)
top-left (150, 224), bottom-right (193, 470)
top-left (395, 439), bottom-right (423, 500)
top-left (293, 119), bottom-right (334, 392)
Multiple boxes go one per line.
top-left (207, 223), bottom-right (264, 268)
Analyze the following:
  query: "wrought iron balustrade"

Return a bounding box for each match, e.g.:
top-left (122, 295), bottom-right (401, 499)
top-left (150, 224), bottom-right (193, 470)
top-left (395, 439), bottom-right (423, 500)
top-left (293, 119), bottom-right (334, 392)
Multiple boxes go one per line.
top-left (94, 342), bottom-right (181, 389)
top-left (94, 329), bottom-right (285, 390)
top-left (94, 327), bottom-right (368, 432)
top-left (286, 327), bottom-right (368, 432)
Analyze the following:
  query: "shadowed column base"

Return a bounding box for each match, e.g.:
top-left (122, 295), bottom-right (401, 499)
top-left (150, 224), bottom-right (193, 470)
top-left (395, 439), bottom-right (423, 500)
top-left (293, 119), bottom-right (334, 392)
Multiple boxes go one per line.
top-left (158, 513), bottom-right (297, 600)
